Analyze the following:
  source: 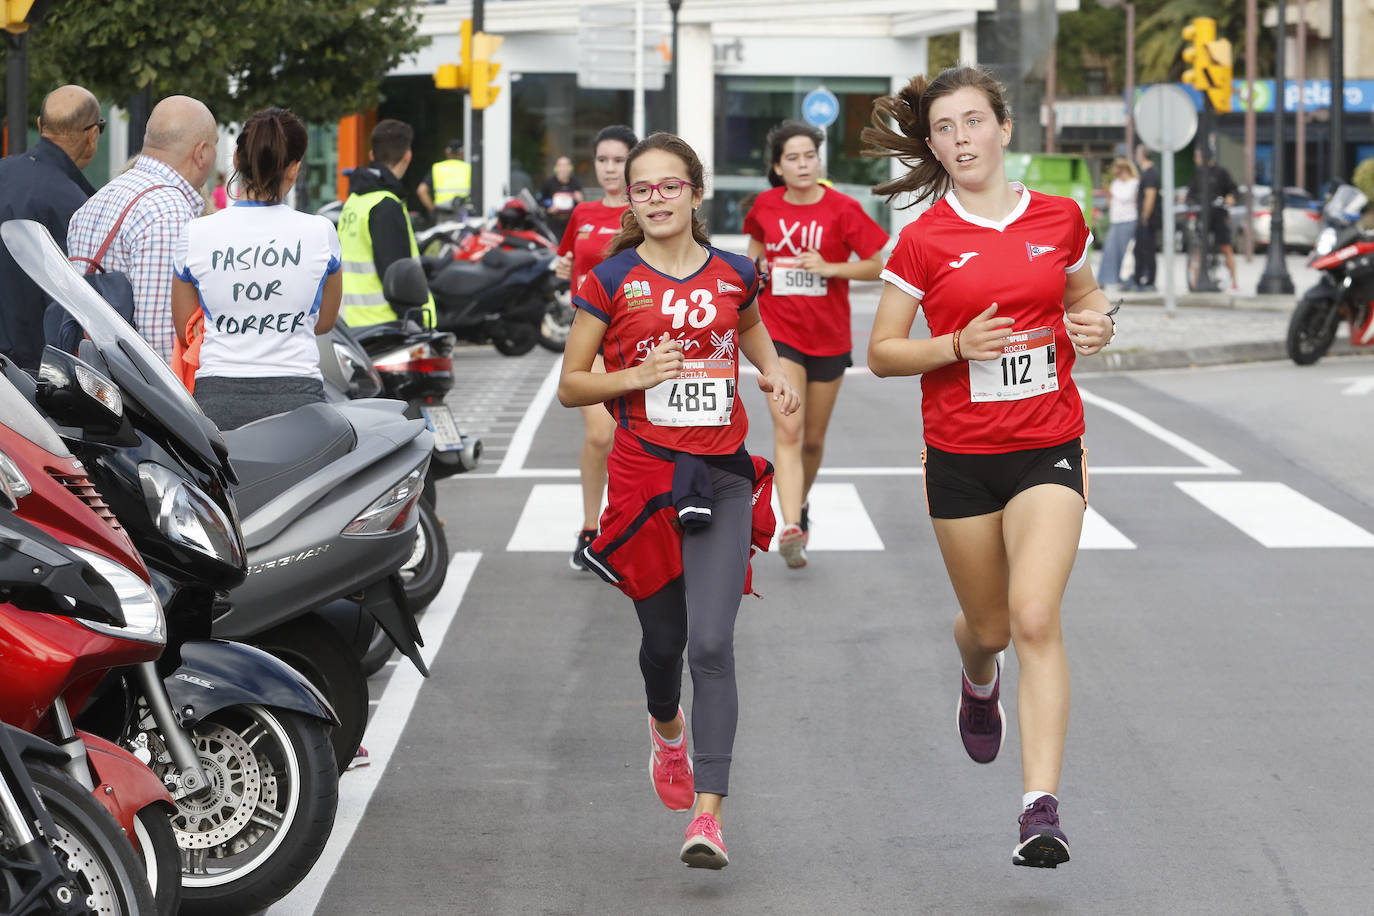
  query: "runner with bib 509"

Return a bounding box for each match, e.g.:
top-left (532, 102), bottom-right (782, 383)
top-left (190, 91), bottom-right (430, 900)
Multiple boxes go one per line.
top-left (863, 65), bottom-right (1116, 869)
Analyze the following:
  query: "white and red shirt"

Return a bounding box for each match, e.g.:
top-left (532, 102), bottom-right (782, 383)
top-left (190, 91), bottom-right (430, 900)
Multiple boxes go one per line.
top-left (573, 245), bottom-right (759, 455)
top-left (742, 185), bottom-right (888, 357)
top-left (558, 199), bottom-right (629, 292)
top-left (880, 183), bottom-right (1092, 454)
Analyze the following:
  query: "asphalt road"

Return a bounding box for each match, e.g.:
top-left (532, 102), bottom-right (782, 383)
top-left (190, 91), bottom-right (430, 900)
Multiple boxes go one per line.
top-left (268, 344), bottom-right (1374, 916)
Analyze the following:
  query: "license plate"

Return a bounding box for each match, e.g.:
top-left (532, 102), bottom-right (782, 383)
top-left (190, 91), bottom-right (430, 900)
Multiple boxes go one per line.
top-left (421, 405), bottom-right (464, 451)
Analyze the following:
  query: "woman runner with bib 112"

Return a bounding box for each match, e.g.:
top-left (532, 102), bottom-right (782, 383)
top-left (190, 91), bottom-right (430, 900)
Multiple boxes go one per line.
top-left (863, 66), bottom-right (1116, 868)
top-left (558, 133), bottom-right (798, 869)
top-left (743, 121), bottom-right (888, 569)
top-left (556, 125), bottom-right (638, 571)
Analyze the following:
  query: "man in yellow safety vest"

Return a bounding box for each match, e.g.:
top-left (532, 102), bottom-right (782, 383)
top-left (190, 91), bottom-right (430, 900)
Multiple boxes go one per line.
top-left (337, 119), bottom-right (436, 327)
top-left (417, 139), bottom-right (471, 218)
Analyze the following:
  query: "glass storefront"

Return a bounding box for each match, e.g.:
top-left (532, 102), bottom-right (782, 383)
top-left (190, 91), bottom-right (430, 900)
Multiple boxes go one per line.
top-left (712, 75), bottom-right (891, 234)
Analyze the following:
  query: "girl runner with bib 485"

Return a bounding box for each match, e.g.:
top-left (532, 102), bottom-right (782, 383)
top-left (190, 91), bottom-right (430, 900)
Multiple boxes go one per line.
top-left (558, 133), bottom-right (798, 870)
top-left (863, 66), bottom-right (1116, 869)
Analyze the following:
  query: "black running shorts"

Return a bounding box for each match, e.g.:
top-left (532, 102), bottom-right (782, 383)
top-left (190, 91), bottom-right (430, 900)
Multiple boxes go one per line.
top-left (774, 340), bottom-right (852, 383)
top-left (922, 438), bottom-right (1087, 519)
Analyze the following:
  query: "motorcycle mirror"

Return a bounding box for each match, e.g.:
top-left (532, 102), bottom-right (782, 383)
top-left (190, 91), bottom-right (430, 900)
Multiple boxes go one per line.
top-left (382, 258), bottom-right (432, 312)
top-left (34, 347), bottom-right (135, 443)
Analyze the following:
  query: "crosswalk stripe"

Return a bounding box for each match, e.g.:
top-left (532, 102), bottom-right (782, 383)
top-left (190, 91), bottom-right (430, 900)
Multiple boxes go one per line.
top-left (770, 482), bottom-right (884, 551)
top-left (506, 484), bottom-right (595, 551)
top-left (1176, 481), bottom-right (1374, 548)
top-left (1080, 507), bottom-right (1136, 550)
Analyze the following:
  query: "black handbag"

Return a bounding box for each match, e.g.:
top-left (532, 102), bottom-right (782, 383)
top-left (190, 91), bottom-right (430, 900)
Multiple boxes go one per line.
top-left (45, 183), bottom-right (174, 353)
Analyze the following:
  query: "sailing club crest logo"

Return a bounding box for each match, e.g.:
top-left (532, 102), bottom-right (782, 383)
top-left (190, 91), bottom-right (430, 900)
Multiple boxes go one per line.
top-left (1026, 243), bottom-right (1057, 261)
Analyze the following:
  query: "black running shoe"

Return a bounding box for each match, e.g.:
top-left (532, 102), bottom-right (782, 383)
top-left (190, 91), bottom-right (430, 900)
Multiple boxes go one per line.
top-left (570, 528), bottom-right (596, 571)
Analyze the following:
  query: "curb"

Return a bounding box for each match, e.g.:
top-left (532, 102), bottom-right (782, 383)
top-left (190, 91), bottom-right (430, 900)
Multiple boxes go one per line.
top-left (1078, 337), bottom-right (1359, 373)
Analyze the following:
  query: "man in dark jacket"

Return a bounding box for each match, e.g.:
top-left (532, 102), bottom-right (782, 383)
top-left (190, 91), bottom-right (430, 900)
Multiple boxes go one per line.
top-left (0, 85), bottom-right (102, 369)
top-left (336, 119), bottom-right (435, 326)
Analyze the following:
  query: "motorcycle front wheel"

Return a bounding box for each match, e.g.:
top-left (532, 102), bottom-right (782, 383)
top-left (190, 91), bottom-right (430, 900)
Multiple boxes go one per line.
top-left (26, 761), bottom-right (158, 916)
top-left (1286, 296), bottom-right (1341, 365)
top-left (491, 319), bottom-right (539, 356)
top-left (537, 283), bottom-right (574, 353)
top-left (164, 705), bottom-right (338, 916)
top-left (133, 804), bottom-right (183, 916)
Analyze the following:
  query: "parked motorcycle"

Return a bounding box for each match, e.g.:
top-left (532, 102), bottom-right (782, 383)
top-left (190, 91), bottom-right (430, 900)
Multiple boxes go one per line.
top-left (0, 403), bottom-right (182, 914)
top-left (1287, 183), bottom-right (1374, 365)
top-left (0, 505), bottom-right (158, 916)
top-left (4, 219), bottom-right (348, 914)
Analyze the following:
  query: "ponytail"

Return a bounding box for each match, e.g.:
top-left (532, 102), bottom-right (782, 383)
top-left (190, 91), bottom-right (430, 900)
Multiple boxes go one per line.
top-left (862, 66), bottom-right (1012, 209)
top-left (233, 107), bottom-right (308, 204)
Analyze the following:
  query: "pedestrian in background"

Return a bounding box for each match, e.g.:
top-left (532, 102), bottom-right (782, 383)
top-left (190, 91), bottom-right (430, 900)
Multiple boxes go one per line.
top-left (743, 120), bottom-right (887, 569)
top-left (337, 119), bottom-right (435, 327)
top-left (1097, 156), bottom-right (1138, 291)
top-left (417, 139), bottom-right (471, 218)
top-left (0, 84), bottom-right (101, 370)
top-left (68, 95), bottom-right (217, 363)
top-left (171, 107), bottom-right (341, 430)
top-left (559, 132), bottom-right (797, 870)
top-left (555, 124), bottom-right (637, 572)
top-left (540, 154), bottom-right (583, 237)
top-left (864, 65), bottom-right (1116, 869)
top-left (1132, 145), bottom-right (1160, 292)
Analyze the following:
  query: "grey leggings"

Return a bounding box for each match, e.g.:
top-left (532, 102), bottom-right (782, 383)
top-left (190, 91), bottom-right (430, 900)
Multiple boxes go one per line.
top-left (633, 465), bottom-right (752, 797)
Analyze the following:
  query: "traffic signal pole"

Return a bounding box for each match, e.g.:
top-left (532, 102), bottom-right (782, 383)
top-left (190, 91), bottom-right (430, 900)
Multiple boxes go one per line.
top-left (1258, 0), bottom-right (1295, 294)
top-left (6, 31), bottom-right (27, 154)
top-left (1196, 100), bottom-right (1215, 291)
top-left (471, 0), bottom-right (485, 216)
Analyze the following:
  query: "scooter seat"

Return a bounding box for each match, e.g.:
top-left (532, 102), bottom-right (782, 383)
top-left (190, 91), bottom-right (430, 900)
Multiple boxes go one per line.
top-left (431, 258), bottom-right (508, 300)
top-left (221, 403), bottom-right (358, 519)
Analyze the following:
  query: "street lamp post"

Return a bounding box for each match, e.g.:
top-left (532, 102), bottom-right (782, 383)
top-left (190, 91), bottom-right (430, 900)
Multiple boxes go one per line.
top-left (669, 0), bottom-right (682, 135)
top-left (1259, 0), bottom-right (1295, 294)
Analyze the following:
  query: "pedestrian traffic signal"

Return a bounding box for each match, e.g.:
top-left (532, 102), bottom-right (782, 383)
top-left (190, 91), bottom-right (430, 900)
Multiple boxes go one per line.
top-left (2, 0), bottom-right (36, 33)
top-left (471, 32), bottom-right (504, 111)
top-left (1182, 17), bottom-right (1233, 112)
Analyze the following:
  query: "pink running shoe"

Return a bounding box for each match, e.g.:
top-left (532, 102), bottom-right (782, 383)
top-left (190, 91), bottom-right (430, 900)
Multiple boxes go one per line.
top-left (680, 813), bottom-right (729, 869)
top-left (778, 523), bottom-right (807, 569)
top-left (649, 712), bottom-right (694, 811)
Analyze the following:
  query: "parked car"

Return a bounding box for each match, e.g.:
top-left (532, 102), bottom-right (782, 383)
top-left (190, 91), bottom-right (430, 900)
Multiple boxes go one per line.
top-left (1228, 185), bottom-right (1320, 251)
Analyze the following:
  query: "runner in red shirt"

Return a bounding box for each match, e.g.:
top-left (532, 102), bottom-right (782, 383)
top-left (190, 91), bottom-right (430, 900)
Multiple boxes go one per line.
top-left (555, 125), bottom-right (638, 571)
top-left (744, 121), bottom-right (888, 568)
top-left (559, 132), bottom-right (798, 870)
top-left (864, 66), bottom-right (1116, 869)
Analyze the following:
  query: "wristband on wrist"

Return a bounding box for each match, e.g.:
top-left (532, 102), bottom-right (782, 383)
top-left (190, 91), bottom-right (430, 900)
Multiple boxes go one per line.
top-left (952, 328), bottom-right (964, 361)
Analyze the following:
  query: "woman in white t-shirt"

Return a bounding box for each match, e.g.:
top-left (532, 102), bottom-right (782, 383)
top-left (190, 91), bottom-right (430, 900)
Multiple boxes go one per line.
top-left (172, 107), bottom-right (342, 429)
top-left (1096, 156), bottom-right (1138, 291)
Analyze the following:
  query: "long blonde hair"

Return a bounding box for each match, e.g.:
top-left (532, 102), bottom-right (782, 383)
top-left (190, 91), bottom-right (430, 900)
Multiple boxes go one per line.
top-left (862, 65), bottom-right (1013, 209)
top-left (607, 133), bottom-right (710, 257)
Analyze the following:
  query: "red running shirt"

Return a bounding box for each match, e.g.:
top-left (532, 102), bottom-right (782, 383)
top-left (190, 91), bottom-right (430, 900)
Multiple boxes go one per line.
top-left (742, 185), bottom-right (888, 357)
top-left (558, 199), bottom-right (629, 292)
top-left (880, 185), bottom-right (1092, 454)
top-left (574, 246), bottom-right (760, 455)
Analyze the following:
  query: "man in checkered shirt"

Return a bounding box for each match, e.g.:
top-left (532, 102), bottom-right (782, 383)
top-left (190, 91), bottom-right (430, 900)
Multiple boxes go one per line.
top-left (68, 95), bottom-right (217, 362)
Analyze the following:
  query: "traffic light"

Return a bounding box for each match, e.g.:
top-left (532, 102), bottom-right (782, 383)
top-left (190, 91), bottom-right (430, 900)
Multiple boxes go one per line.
top-left (1181, 17), bottom-right (1233, 113)
top-left (3, 0), bottom-right (36, 33)
top-left (471, 31), bottom-right (504, 110)
top-left (431, 19), bottom-right (473, 90)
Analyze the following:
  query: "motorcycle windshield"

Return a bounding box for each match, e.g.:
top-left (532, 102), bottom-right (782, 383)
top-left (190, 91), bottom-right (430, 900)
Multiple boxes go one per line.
top-left (1323, 185), bottom-right (1368, 225)
top-left (0, 371), bottom-right (71, 460)
top-left (0, 220), bottom-right (230, 476)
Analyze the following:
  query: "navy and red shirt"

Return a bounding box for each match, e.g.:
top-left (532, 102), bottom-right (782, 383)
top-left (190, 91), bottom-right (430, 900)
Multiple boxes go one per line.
top-left (880, 183), bottom-right (1092, 454)
top-left (573, 245), bottom-right (760, 455)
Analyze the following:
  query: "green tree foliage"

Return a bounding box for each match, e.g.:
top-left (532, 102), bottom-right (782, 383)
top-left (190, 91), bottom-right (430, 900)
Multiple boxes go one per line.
top-left (4, 0), bottom-right (426, 123)
top-left (1056, 0), bottom-right (1275, 93)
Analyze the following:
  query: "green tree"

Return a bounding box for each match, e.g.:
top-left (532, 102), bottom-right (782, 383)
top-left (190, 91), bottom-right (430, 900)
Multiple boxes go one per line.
top-left (4, 0), bottom-right (426, 124)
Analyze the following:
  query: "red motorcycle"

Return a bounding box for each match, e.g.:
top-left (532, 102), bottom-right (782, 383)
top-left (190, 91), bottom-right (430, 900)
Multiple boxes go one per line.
top-left (1, 373), bottom-right (182, 913)
top-left (1287, 184), bottom-right (1374, 364)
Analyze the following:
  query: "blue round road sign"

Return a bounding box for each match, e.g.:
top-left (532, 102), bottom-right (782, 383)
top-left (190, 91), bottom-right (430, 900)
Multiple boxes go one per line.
top-left (802, 87), bottom-right (840, 128)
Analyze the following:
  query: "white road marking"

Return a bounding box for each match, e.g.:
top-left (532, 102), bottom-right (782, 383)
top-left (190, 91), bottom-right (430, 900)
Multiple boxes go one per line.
top-left (266, 552), bottom-right (482, 916)
top-left (497, 361), bottom-right (561, 476)
top-left (770, 482), bottom-right (884, 550)
top-left (1079, 507), bottom-right (1136, 549)
top-left (1176, 482), bottom-right (1374, 548)
top-left (506, 484), bottom-right (601, 551)
top-left (1078, 387), bottom-right (1239, 474)
top-left (1334, 376), bottom-right (1374, 396)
